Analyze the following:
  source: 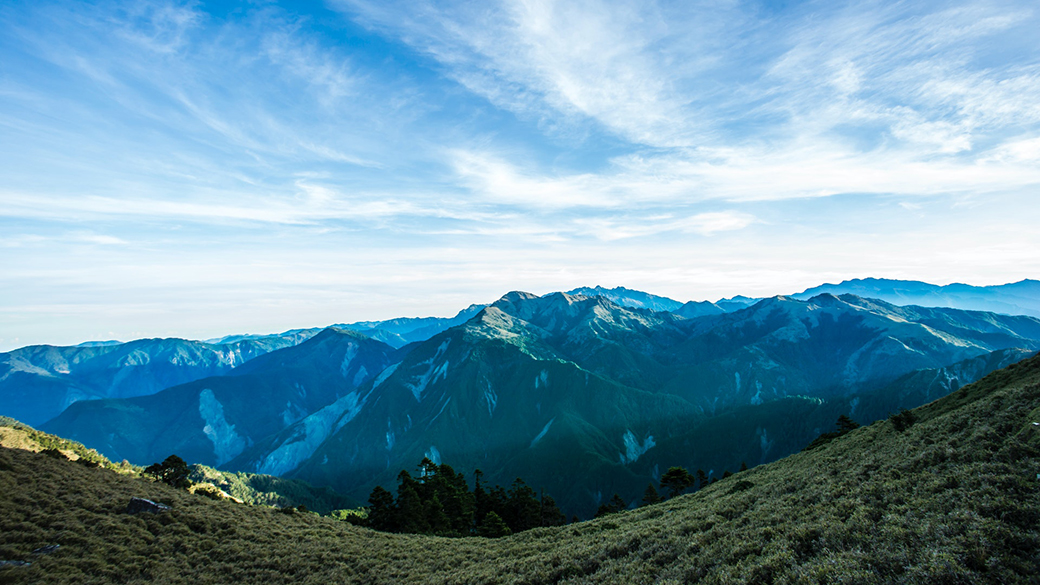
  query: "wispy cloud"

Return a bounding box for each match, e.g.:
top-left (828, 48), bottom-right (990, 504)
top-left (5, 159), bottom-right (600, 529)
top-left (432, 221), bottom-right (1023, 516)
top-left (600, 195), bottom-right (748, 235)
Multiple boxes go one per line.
top-left (2, 0), bottom-right (1039, 349)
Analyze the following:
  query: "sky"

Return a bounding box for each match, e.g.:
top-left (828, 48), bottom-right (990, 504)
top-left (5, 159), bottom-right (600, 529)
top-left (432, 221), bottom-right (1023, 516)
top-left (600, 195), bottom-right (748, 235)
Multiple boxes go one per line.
top-left (1, 0), bottom-right (1039, 350)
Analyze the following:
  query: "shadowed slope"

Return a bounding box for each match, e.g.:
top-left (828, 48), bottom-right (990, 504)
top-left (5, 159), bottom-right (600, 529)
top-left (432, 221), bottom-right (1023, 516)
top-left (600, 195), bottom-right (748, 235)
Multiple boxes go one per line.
top-left (2, 352), bottom-right (1038, 583)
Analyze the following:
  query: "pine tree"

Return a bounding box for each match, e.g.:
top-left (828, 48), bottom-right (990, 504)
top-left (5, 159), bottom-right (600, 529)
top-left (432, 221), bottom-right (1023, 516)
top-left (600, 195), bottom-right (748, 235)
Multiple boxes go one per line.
top-left (424, 494), bottom-right (452, 536)
top-left (696, 469), bottom-right (709, 490)
top-left (595, 493), bottom-right (627, 517)
top-left (143, 454), bottom-right (192, 489)
top-left (395, 471), bottom-right (429, 534)
top-left (366, 485), bottom-right (397, 532)
top-left (640, 483), bottom-right (663, 507)
top-left (478, 511), bottom-right (511, 538)
top-left (539, 494), bottom-right (567, 527)
top-left (660, 466), bottom-right (694, 499)
top-left (506, 478), bottom-right (541, 532)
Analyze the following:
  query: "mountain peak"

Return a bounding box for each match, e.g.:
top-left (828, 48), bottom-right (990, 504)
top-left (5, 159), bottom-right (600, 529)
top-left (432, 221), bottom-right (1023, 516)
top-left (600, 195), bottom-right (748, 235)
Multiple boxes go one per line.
top-left (564, 285), bottom-right (684, 312)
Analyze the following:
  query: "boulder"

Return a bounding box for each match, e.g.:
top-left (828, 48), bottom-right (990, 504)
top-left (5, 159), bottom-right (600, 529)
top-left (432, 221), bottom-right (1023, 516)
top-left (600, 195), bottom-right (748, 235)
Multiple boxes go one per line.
top-left (126, 497), bottom-right (170, 514)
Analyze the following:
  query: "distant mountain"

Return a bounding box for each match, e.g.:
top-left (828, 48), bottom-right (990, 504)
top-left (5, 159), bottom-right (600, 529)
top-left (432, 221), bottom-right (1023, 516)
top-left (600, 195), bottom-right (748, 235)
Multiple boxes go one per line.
top-left (5, 351), bottom-right (1039, 582)
top-left (671, 300), bottom-right (725, 319)
top-left (42, 328), bottom-right (400, 468)
top-left (0, 329), bottom-right (318, 427)
top-left (713, 295), bottom-right (761, 312)
top-left (334, 304), bottom-right (486, 348)
top-left (565, 285), bottom-right (685, 312)
top-left (792, 278), bottom-right (1040, 317)
top-left (236, 292), bottom-right (1040, 516)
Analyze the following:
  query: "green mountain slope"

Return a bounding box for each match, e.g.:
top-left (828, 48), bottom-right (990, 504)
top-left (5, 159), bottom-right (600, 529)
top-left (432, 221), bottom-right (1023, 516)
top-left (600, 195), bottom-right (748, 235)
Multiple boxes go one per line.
top-left (0, 330), bottom-right (317, 427)
top-left (41, 329), bottom-right (398, 468)
top-left (2, 352), bottom-right (1038, 584)
top-left (269, 292), bottom-right (1040, 516)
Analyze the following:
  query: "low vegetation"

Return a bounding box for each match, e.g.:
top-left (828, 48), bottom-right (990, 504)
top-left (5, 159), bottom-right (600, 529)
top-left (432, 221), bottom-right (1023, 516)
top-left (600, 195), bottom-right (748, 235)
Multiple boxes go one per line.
top-left (186, 464), bottom-right (358, 515)
top-left (1, 353), bottom-right (1039, 583)
top-left (0, 417), bottom-right (129, 471)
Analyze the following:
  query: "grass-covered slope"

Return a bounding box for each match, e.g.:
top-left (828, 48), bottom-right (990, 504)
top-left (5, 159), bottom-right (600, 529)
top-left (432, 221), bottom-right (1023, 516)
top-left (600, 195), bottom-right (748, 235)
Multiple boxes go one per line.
top-left (2, 353), bottom-right (1039, 584)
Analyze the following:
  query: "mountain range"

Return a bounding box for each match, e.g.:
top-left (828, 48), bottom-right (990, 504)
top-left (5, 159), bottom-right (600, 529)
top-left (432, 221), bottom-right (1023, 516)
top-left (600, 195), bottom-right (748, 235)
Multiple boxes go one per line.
top-left (37, 287), bottom-right (1040, 516)
top-left (3, 347), bottom-right (1039, 583)
top-left (0, 330), bottom-right (317, 427)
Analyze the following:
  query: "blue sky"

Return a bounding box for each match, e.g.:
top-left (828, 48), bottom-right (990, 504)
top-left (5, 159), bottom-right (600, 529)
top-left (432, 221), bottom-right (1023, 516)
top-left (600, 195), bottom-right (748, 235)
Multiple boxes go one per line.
top-left (1, 0), bottom-right (1039, 350)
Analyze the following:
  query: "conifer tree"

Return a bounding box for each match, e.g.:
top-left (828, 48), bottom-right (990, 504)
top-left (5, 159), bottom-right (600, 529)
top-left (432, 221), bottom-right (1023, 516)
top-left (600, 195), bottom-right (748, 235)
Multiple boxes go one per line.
top-left (144, 454), bottom-right (192, 489)
top-left (478, 511), bottom-right (511, 538)
top-left (696, 469), bottom-right (709, 490)
top-left (640, 483), bottom-right (663, 507)
top-left (595, 493), bottom-right (627, 517)
top-left (395, 471), bottom-right (429, 534)
top-left (539, 494), bottom-right (567, 527)
top-left (660, 466), bottom-right (694, 499)
top-left (366, 485), bottom-right (397, 532)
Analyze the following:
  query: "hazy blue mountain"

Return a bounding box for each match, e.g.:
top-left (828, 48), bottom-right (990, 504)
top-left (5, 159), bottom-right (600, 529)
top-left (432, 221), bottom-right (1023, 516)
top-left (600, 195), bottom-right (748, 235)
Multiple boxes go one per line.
top-left (204, 328), bottom-right (322, 345)
top-left (0, 329), bottom-right (318, 427)
top-left (713, 295), bottom-right (761, 312)
top-left (334, 304), bottom-right (486, 348)
top-left (659, 293), bottom-right (1040, 413)
top-left (240, 292), bottom-right (1040, 516)
top-left (259, 294), bottom-right (698, 515)
top-left (564, 285), bottom-right (685, 312)
top-left (41, 328), bottom-right (399, 468)
top-left (27, 288), bottom-right (1040, 517)
top-left (792, 278), bottom-right (1040, 317)
top-left (672, 300), bottom-right (725, 319)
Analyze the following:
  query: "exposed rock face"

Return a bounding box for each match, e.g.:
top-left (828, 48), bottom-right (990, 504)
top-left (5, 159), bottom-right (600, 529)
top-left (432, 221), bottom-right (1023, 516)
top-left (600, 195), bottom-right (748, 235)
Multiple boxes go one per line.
top-left (125, 497), bottom-right (170, 514)
top-left (31, 544), bottom-right (60, 555)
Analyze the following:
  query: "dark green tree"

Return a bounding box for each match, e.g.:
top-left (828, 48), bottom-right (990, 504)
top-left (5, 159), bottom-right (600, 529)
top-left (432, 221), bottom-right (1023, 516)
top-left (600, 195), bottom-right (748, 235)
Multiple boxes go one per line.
top-left (595, 493), bottom-right (627, 517)
top-left (478, 511), bottom-right (511, 538)
top-left (143, 454), bottom-right (192, 489)
top-left (890, 409), bottom-right (917, 432)
top-left (539, 494), bottom-right (567, 527)
top-left (660, 466), bottom-right (694, 498)
top-left (424, 495), bottom-right (452, 536)
top-left (366, 485), bottom-right (397, 532)
top-left (506, 478), bottom-right (541, 532)
top-left (640, 483), bottom-right (663, 507)
top-left (837, 415), bottom-right (860, 433)
top-left (395, 471), bottom-right (429, 534)
top-left (696, 469), bottom-right (709, 490)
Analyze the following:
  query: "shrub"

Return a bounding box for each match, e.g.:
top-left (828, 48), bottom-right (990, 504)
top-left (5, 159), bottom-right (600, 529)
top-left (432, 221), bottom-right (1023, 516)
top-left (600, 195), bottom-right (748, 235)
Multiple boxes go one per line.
top-left (890, 409), bottom-right (918, 432)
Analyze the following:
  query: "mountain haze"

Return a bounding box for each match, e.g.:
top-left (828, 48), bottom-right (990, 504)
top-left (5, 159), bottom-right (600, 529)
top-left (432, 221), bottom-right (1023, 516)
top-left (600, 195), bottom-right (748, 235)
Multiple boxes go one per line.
top-left (42, 329), bottom-right (399, 468)
top-left (0, 330), bottom-right (317, 427)
top-left (793, 278), bottom-right (1040, 318)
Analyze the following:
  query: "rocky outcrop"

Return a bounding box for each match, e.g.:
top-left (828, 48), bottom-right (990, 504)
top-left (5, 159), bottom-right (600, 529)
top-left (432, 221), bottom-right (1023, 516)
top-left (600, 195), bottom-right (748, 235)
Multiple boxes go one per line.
top-left (125, 497), bottom-right (170, 514)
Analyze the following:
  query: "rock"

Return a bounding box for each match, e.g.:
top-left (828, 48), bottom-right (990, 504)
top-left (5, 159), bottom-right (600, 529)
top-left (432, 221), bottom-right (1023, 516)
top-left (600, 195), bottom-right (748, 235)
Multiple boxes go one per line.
top-left (0, 560), bottom-right (31, 567)
top-left (126, 497), bottom-right (170, 514)
top-left (31, 544), bottom-right (59, 555)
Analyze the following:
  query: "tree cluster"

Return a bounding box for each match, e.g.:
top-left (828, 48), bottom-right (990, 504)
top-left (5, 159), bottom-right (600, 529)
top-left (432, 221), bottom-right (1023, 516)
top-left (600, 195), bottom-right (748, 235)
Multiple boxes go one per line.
top-left (362, 458), bottom-right (566, 537)
top-left (144, 454), bottom-right (192, 489)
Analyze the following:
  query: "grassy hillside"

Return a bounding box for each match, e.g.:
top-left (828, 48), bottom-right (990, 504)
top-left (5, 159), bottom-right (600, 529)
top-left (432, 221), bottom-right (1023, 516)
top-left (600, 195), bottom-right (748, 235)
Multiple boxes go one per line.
top-left (186, 465), bottom-right (360, 515)
top-left (0, 417), bottom-right (357, 517)
top-left (2, 353), bottom-right (1039, 583)
top-left (0, 416), bottom-right (124, 469)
